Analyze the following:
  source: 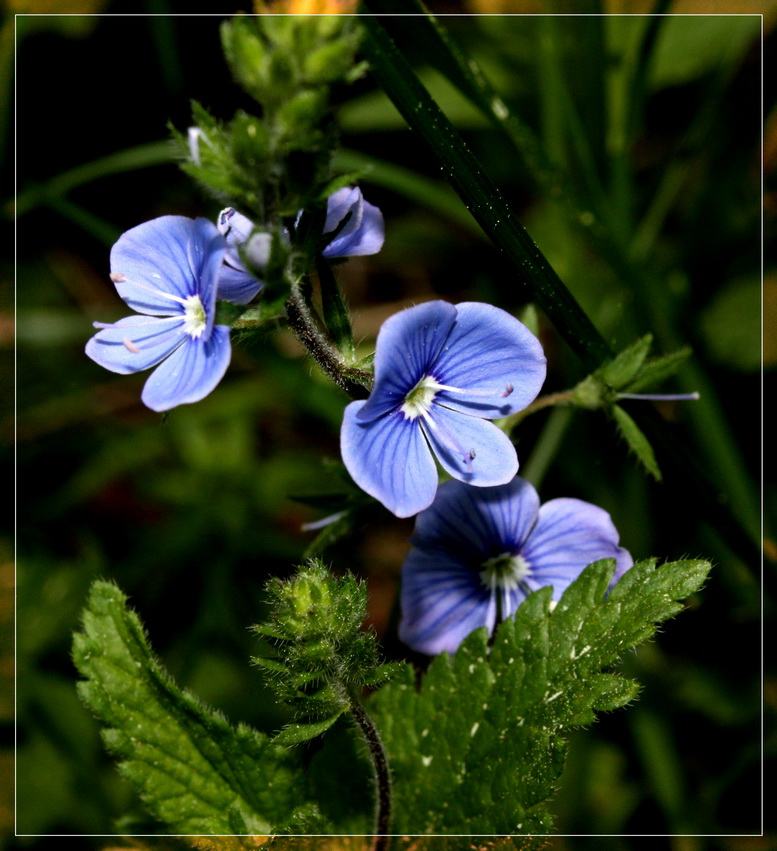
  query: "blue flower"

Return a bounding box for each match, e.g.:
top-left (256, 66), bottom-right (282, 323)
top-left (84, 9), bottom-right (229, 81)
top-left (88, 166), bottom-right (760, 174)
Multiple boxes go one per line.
top-left (399, 477), bottom-right (634, 655)
top-left (214, 186), bottom-right (383, 303)
top-left (85, 215), bottom-right (232, 412)
top-left (341, 300), bottom-right (547, 518)
top-left (322, 186), bottom-right (384, 258)
top-left (216, 207), bottom-right (267, 305)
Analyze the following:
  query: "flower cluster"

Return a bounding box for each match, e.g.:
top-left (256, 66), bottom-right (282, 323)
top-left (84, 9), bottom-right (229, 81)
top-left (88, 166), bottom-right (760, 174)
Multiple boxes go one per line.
top-left (399, 477), bottom-right (633, 655)
top-left (87, 186), bottom-right (634, 661)
top-left (86, 187), bottom-right (383, 411)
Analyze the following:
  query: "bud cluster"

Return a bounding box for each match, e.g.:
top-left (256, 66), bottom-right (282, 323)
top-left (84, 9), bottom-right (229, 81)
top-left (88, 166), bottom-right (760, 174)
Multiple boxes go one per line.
top-left (253, 561), bottom-right (398, 725)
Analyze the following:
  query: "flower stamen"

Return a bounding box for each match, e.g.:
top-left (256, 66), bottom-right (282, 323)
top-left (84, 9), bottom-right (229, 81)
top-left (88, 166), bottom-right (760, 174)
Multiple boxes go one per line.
top-left (110, 273), bottom-right (191, 307)
top-left (419, 409), bottom-right (475, 471)
top-left (479, 551), bottom-right (531, 593)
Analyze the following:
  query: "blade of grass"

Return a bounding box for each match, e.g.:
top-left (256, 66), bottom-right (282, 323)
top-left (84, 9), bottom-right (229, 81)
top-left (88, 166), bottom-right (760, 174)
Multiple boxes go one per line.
top-left (14, 141), bottom-right (174, 219)
top-left (334, 148), bottom-right (476, 233)
top-left (359, 12), bottom-right (612, 371)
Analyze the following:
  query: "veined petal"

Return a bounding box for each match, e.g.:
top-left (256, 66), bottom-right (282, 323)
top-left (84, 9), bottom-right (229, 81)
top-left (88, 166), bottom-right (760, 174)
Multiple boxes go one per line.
top-left (323, 186), bottom-right (363, 235)
top-left (110, 216), bottom-right (224, 315)
top-left (188, 217), bottom-right (228, 339)
top-left (411, 478), bottom-right (540, 562)
top-left (324, 194), bottom-right (384, 257)
top-left (432, 302), bottom-right (546, 418)
top-left (341, 402), bottom-right (438, 517)
top-left (216, 208), bottom-right (263, 304)
top-left (216, 263), bottom-right (264, 304)
top-left (358, 301), bottom-right (458, 422)
top-left (217, 207), bottom-right (254, 243)
top-left (85, 315), bottom-right (186, 374)
top-left (140, 325), bottom-right (231, 412)
top-left (399, 548), bottom-right (493, 656)
top-left (521, 497), bottom-right (633, 599)
top-left (422, 405), bottom-right (518, 487)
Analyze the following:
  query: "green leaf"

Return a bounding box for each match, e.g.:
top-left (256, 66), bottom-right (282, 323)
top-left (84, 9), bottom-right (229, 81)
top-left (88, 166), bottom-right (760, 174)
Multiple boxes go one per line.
top-left (274, 713), bottom-right (345, 746)
top-left (369, 558), bottom-right (710, 835)
top-left (72, 581), bottom-right (318, 835)
top-left (626, 346), bottom-right (692, 393)
top-left (601, 334), bottom-right (653, 389)
top-left (612, 404), bottom-right (662, 481)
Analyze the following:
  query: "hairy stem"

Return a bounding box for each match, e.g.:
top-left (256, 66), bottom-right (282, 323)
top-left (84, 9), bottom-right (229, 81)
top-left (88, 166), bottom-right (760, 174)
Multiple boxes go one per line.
top-left (348, 691), bottom-right (392, 851)
top-left (285, 285), bottom-right (372, 400)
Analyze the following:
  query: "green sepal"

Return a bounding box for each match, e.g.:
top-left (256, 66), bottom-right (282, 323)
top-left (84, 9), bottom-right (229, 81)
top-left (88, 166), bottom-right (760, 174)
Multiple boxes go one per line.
top-left (317, 257), bottom-right (355, 360)
top-left (601, 333), bottom-right (653, 389)
top-left (627, 346), bottom-right (692, 393)
top-left (251, 654), bottom-right (288, 674)
top-left (612, 404), bottom-right (662, 481)
top-left (274, 713), bottom-right (345, 747)
top-left (232, 294), bottom-right (289, 332)
top-left (305, 39), bottom-right (361, 85)
top-left (220, 17), bottom-right (270, 103)
top-left (362, 662), bottom-right (406, 688)
top-left (214, 300), bottom-right (253, 326)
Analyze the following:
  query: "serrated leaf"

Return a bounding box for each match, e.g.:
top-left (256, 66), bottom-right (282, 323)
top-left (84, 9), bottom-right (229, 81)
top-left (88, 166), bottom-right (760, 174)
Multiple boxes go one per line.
top-left (626, 346), bottom-right (692, 393)
top-left (601, 334), bottom-right (653, 389)
top-left (369, 558), bottom-right (710, 835)
top-left (273, 713), bottom-right (345, 746)
top-left (612, 404), bottom-right (662, 480)
top-left (72, 581), bottom-right (318, 835)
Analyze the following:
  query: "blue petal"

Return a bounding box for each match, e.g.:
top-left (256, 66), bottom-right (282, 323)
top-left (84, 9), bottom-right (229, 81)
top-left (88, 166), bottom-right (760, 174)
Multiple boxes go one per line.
top-left (85, 315), bottom-right (186, 374)
top-left (431, 302), bottom-right (546, 418)
top-left (189, 217), bottom-right (228, 339)
top-left (217, 207), bottom-right (254, 244)
top-left (358, 301), bottom-right (458, 422)
top-left (422, 405), bottom-right (518, 487)
top-left (341, 401), bottom-right (438, 517)
top-left (411, 478), bottom-right (540, 561)
top-left (140, 325), bottom-right (232, 412)
top-left (323, 187), bottom-right (384, 257)
top-left (216, 209), bottom-right (264, 304)
top-left (323, 186), bottom-right (362, 235)
top-left (216, 263), bottom-right (264, 305)
top-left (399, 547), bottom-right (493, 655)
top-left (110, 216), bottom-right (225, 316)
top-left (520, 497), bottom-right (633, 599)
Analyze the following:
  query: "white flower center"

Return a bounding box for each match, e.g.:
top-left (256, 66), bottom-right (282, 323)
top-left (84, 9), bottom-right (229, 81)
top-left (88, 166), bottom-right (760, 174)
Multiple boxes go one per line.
top-left (182, 294), bottom-right (207, 338)
top-left (479, 552), bottom-right (531, 592)
top-left (401, 375), bottom-right (439, 420)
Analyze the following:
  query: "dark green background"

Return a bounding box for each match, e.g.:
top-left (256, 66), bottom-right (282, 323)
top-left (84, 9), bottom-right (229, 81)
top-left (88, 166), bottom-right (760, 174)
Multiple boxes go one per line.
top-left (6, 7), bottom-right (769, 847)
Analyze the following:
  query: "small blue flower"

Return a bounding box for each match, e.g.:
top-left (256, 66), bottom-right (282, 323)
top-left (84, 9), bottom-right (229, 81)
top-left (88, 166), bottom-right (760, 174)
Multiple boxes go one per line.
top-left (322, 186), bottom-right (384, 258)
top-left (399, 477), bottom-right (633, 655)
top-left (341, 300), bottom-right (546, 518)
top-left (216, 207), bottom-right (267, 305)
top-left (85, 215), bottom-right (232, 412)
top-left (215, 186), bottom-right (384, 303)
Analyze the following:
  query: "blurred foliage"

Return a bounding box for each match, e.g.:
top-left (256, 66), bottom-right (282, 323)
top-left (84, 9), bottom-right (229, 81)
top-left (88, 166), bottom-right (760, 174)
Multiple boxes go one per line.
top-left (5, 3), bottom-right (771, 849)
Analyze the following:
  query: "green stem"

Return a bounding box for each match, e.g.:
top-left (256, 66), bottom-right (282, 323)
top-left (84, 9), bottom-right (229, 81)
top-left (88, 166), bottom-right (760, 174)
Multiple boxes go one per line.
top-left (347, 691), bottom-right (392, 851)
top-left (503, 389), bottom-right (575, 433)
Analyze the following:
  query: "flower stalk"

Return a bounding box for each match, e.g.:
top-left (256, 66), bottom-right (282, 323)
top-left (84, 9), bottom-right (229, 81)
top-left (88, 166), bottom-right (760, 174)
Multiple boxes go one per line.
top-left (285, 283), bottom-right (372, 399)
top-left (347, 690), bottom-right (392, 851)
